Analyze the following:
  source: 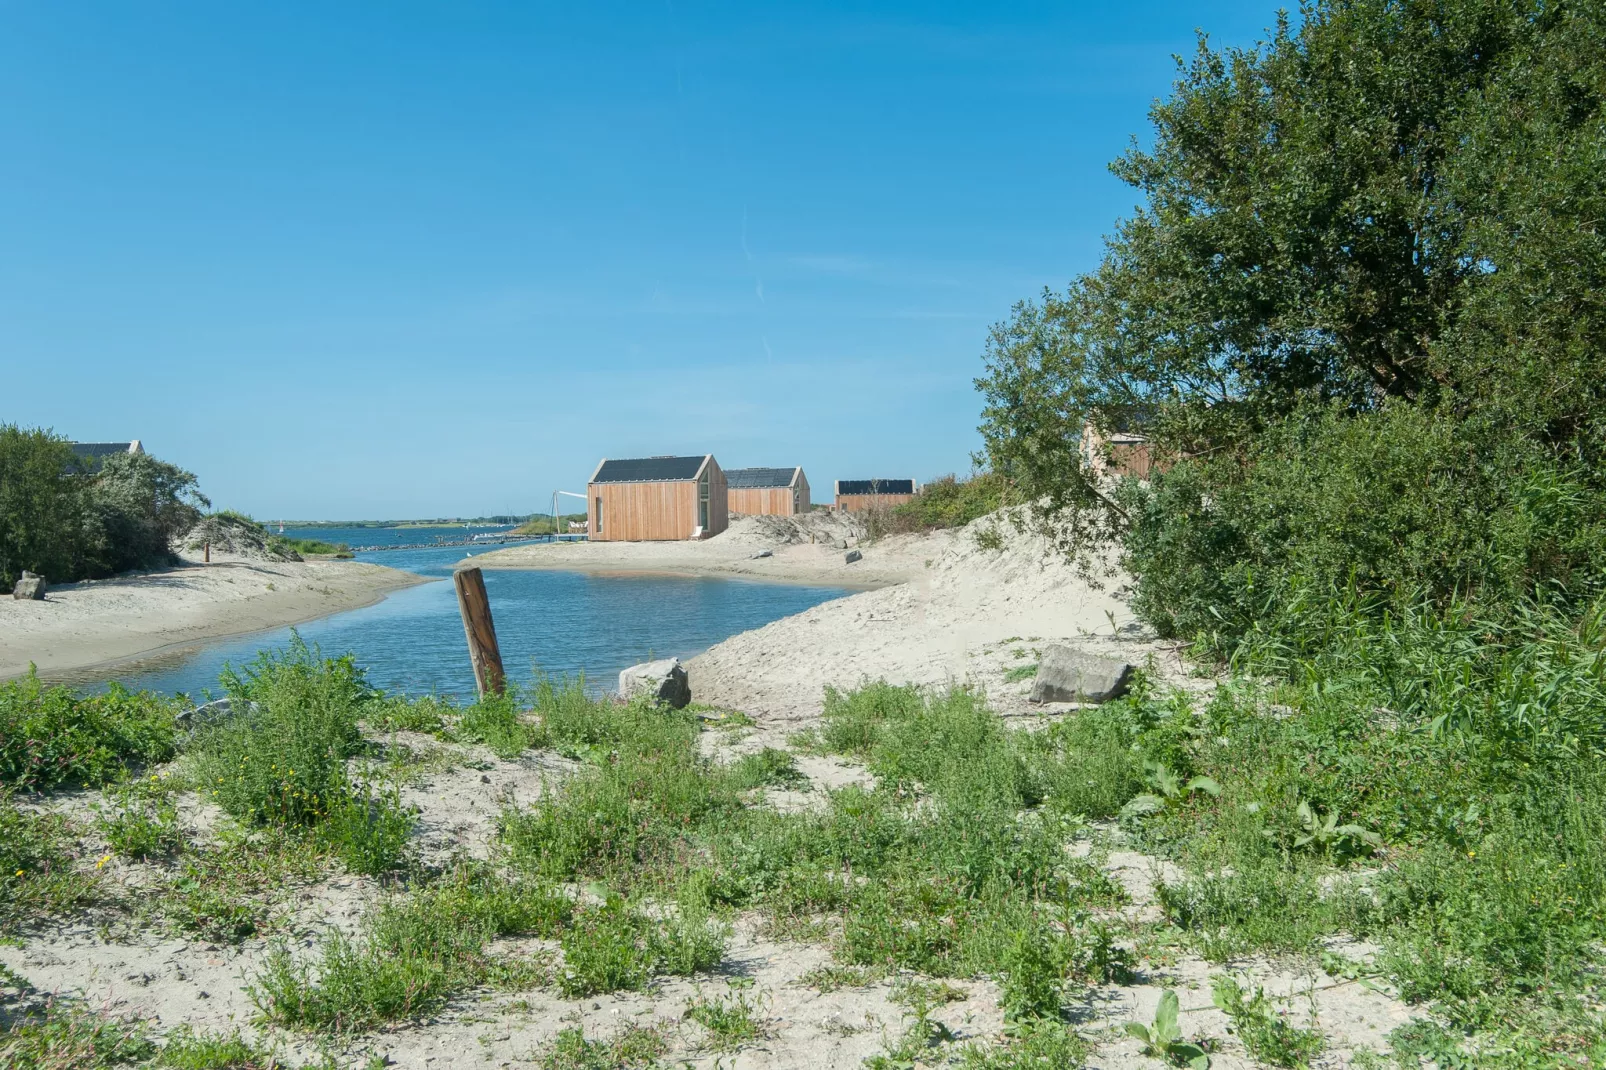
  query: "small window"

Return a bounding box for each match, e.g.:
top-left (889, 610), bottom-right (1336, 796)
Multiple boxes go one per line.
top-left (595, 496), bottom-right (603, 533)
top-left (698, 474), bottom-right (710, 529)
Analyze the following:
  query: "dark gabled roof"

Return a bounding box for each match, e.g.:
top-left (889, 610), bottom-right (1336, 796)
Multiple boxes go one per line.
top-left (726, 467), bottom-right (799, 489)
top-left (69, 441), bottom-right (142, 472)
top-left (837, 478), bottom-right (914, 496)
top-left (591, 455), bottom-right (709, 484)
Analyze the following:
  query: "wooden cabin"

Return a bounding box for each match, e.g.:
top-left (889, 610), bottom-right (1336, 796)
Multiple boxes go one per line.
top-left (726, 467), bottom-right (810, 516)
top-left (587, 455), bottom-right (729, 542)
top-left (1080, 424), bottom-right (1157, 479)
top-left (834, 478), bottom-right (916, 512)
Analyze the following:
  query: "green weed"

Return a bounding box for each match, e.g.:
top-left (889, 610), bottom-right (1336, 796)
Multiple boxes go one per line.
top-left (1210, 976), bottom-right (1323, 1068)
top-left (1123, 990), bottom-right (1208, 1068)
top-left (0, 674), bottom-right (177, 791)
top-left (684, 989), bottom-right (765, 1050)
top-left (0, 796), bottom-right (96, 932)
top-left (251, 865), bottom-right (570, 1032)
top-left (539, 1023), bottom-right (668, 1070)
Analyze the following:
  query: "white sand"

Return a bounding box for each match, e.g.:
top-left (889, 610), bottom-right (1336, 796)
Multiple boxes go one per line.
top-left (463, 512), bottom-right (914, 588)
top-left (0, 554), bottom-right (427, 682)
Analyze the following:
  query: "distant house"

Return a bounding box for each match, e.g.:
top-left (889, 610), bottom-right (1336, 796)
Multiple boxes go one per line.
top-left (1080, 424), bottom-right (1156, 479)
top-left (587, 455), bottom-right (729, 542)
top-left (69, 440), bottom-right (144, 472)
top-left (834, 478), bottom-right (916, 512)
top-left (726, 467), bottom-right (810, 517)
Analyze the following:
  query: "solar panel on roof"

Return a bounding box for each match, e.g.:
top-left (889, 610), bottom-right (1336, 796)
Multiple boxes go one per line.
top-left (725, 467), bottom-right (798, 489)
top-left (837, 479), bottom-right (914, 496)
top-left (592, 456), bottom-right (708, 483)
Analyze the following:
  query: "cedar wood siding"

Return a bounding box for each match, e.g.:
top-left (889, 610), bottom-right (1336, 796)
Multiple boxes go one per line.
top-left (587, 456), bottom-right (729, 541)
top-left (727, 470), bottom-right (810, 516)
top-left (836, 492), bottom-right (915, 513)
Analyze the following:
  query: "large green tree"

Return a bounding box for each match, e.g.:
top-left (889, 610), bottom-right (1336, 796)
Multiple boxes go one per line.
top-left (978, 0), bottom-right (1605, 521)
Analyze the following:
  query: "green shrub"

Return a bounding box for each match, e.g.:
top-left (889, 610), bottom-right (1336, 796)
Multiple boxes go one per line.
top-left (94, 792), bottom-right (183, 860)
top-left (322, 783), bottom-right (415, 876)
top-left (881, 472), bottom-right (1013, 534)
top-left (191, 640), bottom-right (367, 827)
top-left (457, 689), bottom-right (540, 757)
top-left (0, 675), bottom-right (178, 791)
top-left (1119, 406), bottom-right (1606, 646)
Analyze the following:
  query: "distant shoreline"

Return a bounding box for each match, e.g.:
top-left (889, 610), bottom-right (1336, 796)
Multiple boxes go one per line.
top-left (0, 557), bottom-right (429, 685)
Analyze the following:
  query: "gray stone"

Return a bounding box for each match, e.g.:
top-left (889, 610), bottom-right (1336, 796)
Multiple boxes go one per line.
top-left (619, 657), bottom-right (691, 709)
top-left (844, 549), bottom-right (863, 564)
top-left (175, 697), bottom-right (259, 729)
top-left (751, 549), bottom-right (773, 559)
top-left (12, 571), bottom-right (45, 600)
top-left (1028, 645), bottom-right (1133, 704)
top-left (836, 539), bottom-right (849, 549)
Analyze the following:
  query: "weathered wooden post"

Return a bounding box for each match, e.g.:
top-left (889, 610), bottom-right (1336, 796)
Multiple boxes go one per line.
top-left (453, 566), bottom-right (506, 698)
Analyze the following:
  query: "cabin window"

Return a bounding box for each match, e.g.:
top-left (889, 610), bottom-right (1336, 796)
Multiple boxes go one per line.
top-left (595, 496), bottom-right (602, 533)
top-left (698, 473), bottom-right (710, 529)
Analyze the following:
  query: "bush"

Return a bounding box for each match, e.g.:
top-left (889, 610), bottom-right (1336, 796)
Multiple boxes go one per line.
top-left (191, 639), bottom-right (367, 827)
top-left (876, 472), bottom-right (1013, 535)
top-left (0, 674), bottom-right (178, 791)
top-left (1119, 405), bottom-right (1606, 645)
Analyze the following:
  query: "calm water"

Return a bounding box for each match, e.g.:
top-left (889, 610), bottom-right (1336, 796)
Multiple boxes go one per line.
top-left (65, 541), bottom-right (848, 700)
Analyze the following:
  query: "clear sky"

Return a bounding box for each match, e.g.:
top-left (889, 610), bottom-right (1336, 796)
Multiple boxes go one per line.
top-left (2, 1), bottom-right (1276, 520)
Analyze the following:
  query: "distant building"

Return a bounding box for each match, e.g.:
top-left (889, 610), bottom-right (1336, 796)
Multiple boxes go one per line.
top-left (1080, 424), bottom-right (1156, 479)
top-left (726, 467), bottom-right (810, 516)
top-left (587, 455), bottom-right (729, 542)
top-left (834, 478), bottom-right (916, 512)
top-left (69, 440), bottom-right (144, 472)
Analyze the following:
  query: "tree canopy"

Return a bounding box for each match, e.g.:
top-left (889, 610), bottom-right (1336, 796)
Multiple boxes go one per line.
top-left (979, 0), bottom-right (1605, 491)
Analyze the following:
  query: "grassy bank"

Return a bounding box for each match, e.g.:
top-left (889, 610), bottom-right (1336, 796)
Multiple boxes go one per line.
top-left (4, 611), bottom-right (1603, 1065)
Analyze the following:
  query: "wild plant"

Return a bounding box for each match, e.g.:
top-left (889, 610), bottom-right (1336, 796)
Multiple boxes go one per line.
top-left (539, 1023), bottom-right (668, 1070)
top-left (0, 795), bottom-right (95, 932)
top-left (1123, 990), bottom-right (1209, 1068)
top-left (1119, 758), bottom-right (1221, 819)
top-left (1210, 975), bottom-right (1322, 1068)
top-left (0, 674), bottom-right (178, 791)
top-left (684, 988), bottom-right (766, 1050)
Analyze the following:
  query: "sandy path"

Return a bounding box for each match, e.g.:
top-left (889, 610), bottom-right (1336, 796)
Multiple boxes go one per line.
top-left (0, 556), bottom-right (427, 683)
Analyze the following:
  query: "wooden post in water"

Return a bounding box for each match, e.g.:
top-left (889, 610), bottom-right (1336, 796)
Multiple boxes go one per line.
top-left (453, 566), bottom-right (506, 699)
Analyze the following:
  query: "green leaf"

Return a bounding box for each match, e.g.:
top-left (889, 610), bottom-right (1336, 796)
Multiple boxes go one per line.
top-left (1122, 1022), bottom-right (1152, 1042)
top-left (1120, 793), bottom-right (1167, 818)
top-left (1183, 775), bottom-right (1221, 797)
top-left (1154, 989), bottom-right (1180, 1042)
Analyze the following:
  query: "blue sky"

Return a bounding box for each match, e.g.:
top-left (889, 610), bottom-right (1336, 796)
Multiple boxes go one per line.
top-left (2, 1), bottom-right (1276, 520)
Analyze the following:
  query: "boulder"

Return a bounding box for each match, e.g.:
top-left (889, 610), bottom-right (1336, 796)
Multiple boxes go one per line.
top-left (12, 571), bottom-right (45, 600)
top-left (844, 549), bottom-right (863, 564)
top-left (619, 658), bottom-right (691, 709)
top-left (175, 697), bottom-right (259, 729)
top-left (1028, 645), bottom-right (1133, 704)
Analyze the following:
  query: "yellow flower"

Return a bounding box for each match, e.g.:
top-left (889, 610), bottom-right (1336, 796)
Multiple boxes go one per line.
top-left (96, 853), bottom-right (113, 869)
top-left (14, 869), bottom-right (23, 877)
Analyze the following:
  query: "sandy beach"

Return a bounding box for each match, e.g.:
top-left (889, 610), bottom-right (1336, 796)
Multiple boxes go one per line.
top-left (463, 511), bottom-right (916, 588)
top-left (473, 511), bottom-right (1178, 725)
top-left (0, 555), bottom-right (427, 683)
